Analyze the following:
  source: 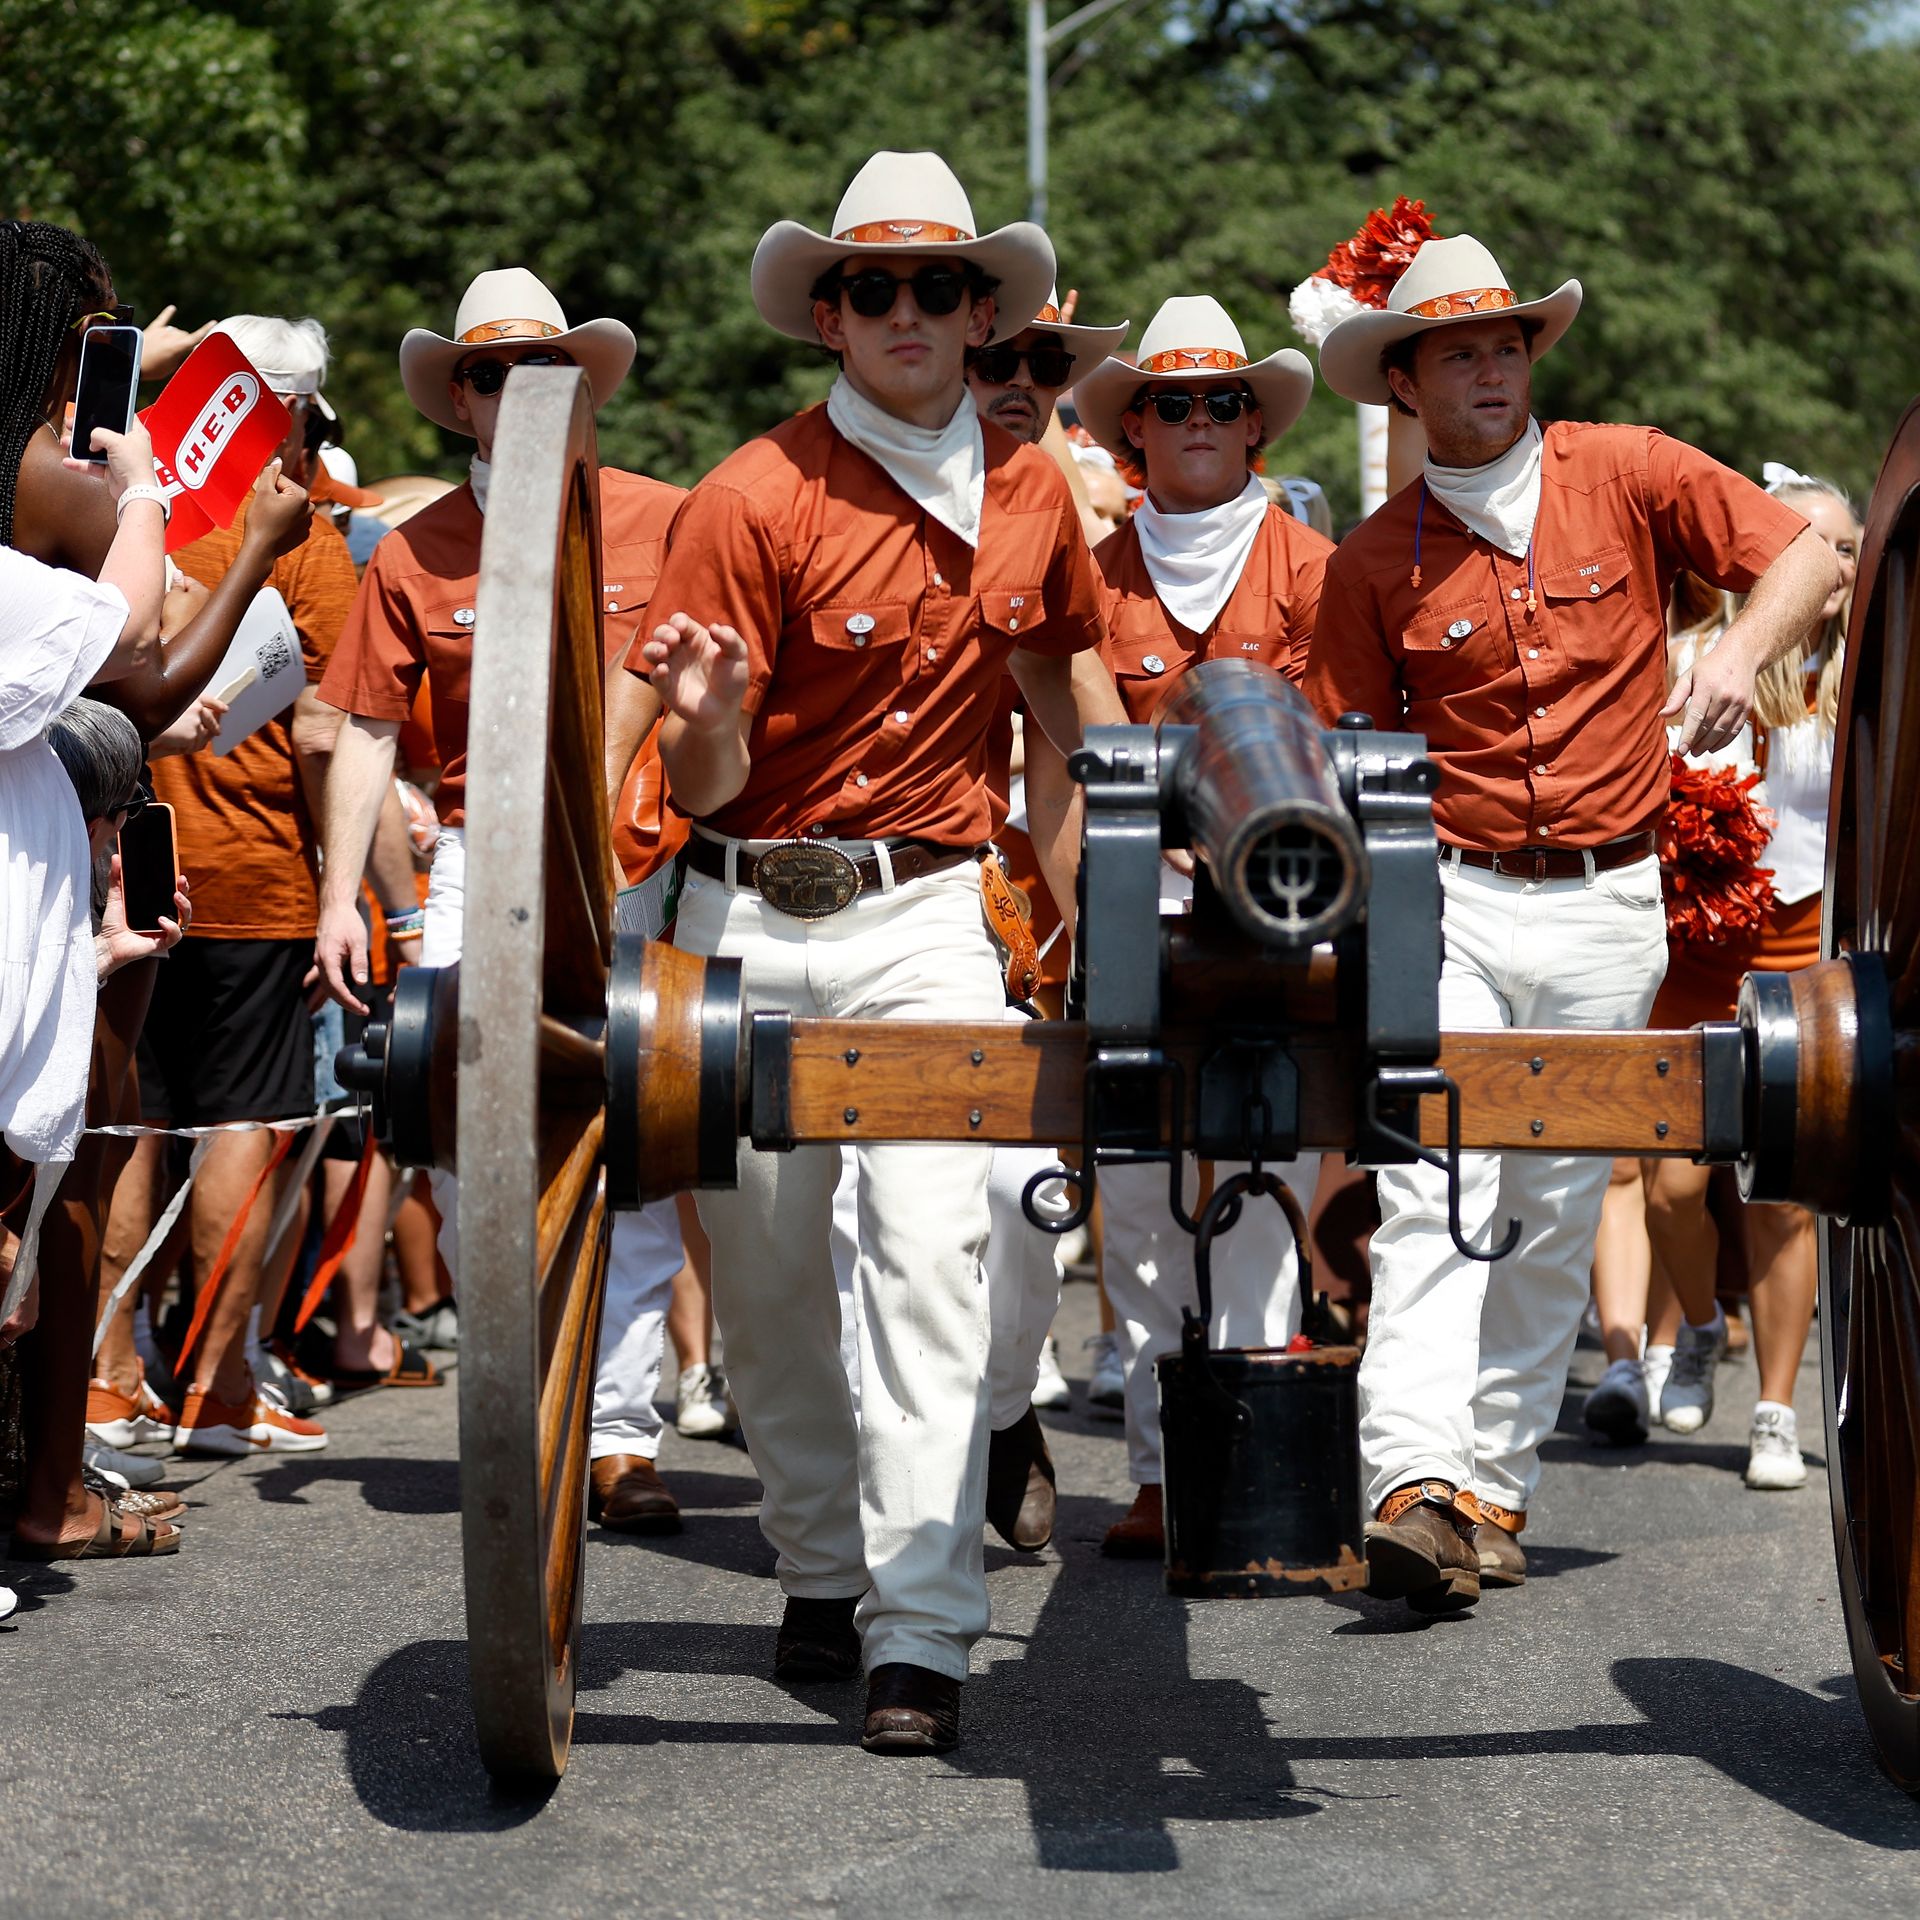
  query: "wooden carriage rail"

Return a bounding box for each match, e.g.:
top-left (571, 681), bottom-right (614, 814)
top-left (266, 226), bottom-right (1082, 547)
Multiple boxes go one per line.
top-left (752, 1017), bottom-right (1729, 1159)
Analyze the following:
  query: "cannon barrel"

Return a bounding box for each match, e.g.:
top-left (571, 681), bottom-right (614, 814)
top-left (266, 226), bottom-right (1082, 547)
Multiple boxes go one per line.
top-left (1157, 661), bottom-right (1369, 951)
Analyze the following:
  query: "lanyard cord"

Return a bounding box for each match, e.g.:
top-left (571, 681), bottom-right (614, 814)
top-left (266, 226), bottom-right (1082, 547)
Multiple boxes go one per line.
top-left (1411, 477), bottom-right (1537, 614)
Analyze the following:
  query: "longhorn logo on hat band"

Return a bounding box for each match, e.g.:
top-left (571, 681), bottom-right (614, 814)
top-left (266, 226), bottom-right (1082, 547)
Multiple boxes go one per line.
top-left (1139, 346), bottom-right (1250, 374)
top-left (1405, 287), bottom-right (1517, 320)
top-left (457, 318), bottom-right (564, 344)
top-left (834, 220), bottom-right (974, 245)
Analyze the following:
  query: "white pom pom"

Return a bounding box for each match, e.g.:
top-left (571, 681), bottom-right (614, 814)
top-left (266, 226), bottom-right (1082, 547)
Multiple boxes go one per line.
top-left (1288, 275), bottom-right (1365, 348)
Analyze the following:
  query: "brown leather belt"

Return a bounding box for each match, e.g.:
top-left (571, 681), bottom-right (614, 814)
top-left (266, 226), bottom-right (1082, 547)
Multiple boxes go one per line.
top-left (687, 834), bottom-right (978, 920)
top-left (1448, 829), bottom-right (1656, 883)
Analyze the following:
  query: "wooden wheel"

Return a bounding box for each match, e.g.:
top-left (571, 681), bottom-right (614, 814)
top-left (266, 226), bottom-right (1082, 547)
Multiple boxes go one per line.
top-left (1821, 398), bottom-right (1920, 1791)
top-left (457, 367), bottom-right (616, 1783)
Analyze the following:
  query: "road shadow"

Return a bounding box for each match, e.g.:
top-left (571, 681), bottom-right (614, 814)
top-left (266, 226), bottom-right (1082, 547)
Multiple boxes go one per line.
top-left (250, 1453), bottom-right (461, 1515)
top-left (1539, 1431), bottom-right (1828, 1477)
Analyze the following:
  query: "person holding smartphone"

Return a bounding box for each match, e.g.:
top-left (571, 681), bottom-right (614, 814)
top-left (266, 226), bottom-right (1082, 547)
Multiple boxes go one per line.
top-left (0, 220), bottom-right (307, 1558)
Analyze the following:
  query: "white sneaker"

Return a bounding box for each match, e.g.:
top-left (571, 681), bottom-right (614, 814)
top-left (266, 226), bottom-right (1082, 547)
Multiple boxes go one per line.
top-left (0, 1583), bottom-right (15, 1623)
top-left (1661, 1319), bottom-right (1719, 1434)
top-left (675, 1362), bottom-right (736, 1439)
top-left (1746, 1402), bottom-right (1807, 1489)
top-left (1642, 1345), bottom-right (1674, 1426)
top-left (1085, 1331), bottom-right (1125, 1414)
top-left (1583, 1357), bottom-right (1650, 1444)
top-left (1055, 1224), bottom-right (1092, 1272)
top-left (1031, 1336), bottom-right (1071, 1410)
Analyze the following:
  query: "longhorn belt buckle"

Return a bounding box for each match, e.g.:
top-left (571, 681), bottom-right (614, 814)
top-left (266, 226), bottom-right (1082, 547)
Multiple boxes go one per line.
top-left (753, 840), bottom-right (862, 920)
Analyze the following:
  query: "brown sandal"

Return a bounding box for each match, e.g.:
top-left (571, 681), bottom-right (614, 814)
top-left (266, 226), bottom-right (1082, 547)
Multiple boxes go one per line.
top-left (11, 1493), bottom-right (181, 1561)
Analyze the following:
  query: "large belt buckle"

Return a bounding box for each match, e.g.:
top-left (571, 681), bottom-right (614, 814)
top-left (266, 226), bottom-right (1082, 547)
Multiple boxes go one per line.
top-left (754, 840), bottom-right (861, 920)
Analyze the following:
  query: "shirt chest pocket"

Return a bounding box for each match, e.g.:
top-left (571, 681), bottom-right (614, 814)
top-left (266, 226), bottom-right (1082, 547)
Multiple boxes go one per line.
top-left (422, 598), bottom-right (477, 704)
top-left (599, 579), bottom-right (656, 664)
top-left (805, 600), bottom-right (913, 657)
top-left (1538, 546), bottom-right (1631, 662)
top-left (1402, 598), bottom-right (1497, 681)
top-left (979, 585), bottom-right (1047, 642)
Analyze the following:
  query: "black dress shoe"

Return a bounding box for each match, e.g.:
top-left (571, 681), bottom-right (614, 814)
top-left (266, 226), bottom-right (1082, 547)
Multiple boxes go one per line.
top-left (861, 1662), bottom-right (960, 1754)
top-left (774, 1594), bottom-right (862, 1681)
top-left (985, 1405), bottom-right (1057, 1552)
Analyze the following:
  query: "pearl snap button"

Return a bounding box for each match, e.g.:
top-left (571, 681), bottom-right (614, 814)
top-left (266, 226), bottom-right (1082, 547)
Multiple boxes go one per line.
top-left (1538, 826), bottom-right (1549, 837)
top-left (1534, 706), bottom-right (1547, 718)
top-left (1527, 648), bottom-right (1539, 660)
top-left (1510, 587), bottom-right (1523, 601)
top-left (854, 773), bottom-right (868, 787)
top-left (1589, 582), bottom-right (1601, 595)
top-left (893, 710), bottom-right (908, 723)
top-left (1441, 638), bottom-right (1453, 648)
top-left (454, 607), bottom-right (475, 627)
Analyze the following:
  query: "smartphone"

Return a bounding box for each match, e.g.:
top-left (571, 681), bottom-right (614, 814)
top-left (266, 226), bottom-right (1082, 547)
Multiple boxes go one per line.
top-left (118, 802), bottom-right (178, 933)
top-left (71, 324), bottom-right (144, 462)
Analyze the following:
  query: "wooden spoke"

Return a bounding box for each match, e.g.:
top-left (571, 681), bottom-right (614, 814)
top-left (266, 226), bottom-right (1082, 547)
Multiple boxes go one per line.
top-left (455, 368), bottom-right (616, 1785)
top-left (1820, 398), bottom-right (1920, 1793)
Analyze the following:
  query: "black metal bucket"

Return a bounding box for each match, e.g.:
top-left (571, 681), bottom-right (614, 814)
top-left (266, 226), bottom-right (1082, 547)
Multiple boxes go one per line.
top-left (1155, 1168), bottom-right (1366, 1598)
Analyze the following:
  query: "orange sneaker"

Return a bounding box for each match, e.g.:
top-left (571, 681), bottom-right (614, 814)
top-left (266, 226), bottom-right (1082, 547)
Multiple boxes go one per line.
top-left (85, 1362), bottom-right (175, 1448)
top-left (174, 1389), bottom-right (328, 1456)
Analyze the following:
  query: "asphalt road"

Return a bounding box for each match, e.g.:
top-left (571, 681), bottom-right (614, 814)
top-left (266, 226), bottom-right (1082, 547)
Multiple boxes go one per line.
top-left (4, 1280), bottom-right (1915, 1919)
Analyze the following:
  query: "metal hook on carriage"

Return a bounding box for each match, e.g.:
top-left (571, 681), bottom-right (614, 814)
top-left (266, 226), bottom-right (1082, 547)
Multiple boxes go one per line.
top-left (1363, 1068), bottom-right (1522, 1264)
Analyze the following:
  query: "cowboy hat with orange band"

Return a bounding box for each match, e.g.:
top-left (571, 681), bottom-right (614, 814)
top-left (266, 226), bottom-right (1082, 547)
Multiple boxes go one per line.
top-left (397, 267), bottom-right (635, 435)
top-left (751, 149), bottom-right (1055, 346)
top-left (1316, 234), bottom-right (1581, 408)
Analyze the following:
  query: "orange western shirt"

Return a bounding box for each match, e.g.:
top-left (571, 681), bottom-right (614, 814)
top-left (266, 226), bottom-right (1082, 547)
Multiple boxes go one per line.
top-left (627, 403), bottom-right (1105, 846)
top-left (1098, 503), bottom-right (1335, 719)
top-left (320, 468), bottom-right (684, 832)
top-left (152, 500), bottom-right (356, 938)
top-left (1304, 422), bottom-right (1807, 851)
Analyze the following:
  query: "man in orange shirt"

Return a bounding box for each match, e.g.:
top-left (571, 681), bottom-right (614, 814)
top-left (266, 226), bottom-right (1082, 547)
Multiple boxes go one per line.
top-left (1306, 235), bottom-right (1837, 1612)
top-left (636, 152), bottom-right (1120, 1754)
top-left (315, 269), bottom-right (691, 1532)
top-left (117, 314), bottom-right (359, 1457)
top-left (1026, 292), bottom-right (1339, 1560)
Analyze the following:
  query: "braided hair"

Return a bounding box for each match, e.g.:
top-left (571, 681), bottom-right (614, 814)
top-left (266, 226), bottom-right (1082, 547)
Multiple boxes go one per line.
top-left (0, 220), bottom-right (113, 548)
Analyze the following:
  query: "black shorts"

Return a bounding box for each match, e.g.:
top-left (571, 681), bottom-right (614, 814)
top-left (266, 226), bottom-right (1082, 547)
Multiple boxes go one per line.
top-left (135, 937), bottom-right (316, 1128)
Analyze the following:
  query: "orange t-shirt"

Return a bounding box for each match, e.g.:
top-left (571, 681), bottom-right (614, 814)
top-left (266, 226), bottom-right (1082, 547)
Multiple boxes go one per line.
top-left (319, 467), bottom-right (685, 829)
top-left (1304, 422), bottom-right (1807, 851)
top-left (151, 504), bottom-right (356, 939)
top-left (1097, 503), bottom-right (1334, 720)
top-left (628, 403), bottom-right (1104, 846)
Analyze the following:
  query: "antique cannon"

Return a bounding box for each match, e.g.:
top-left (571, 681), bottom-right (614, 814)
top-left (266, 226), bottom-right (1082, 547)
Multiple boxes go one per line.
top-left (338, 366), bottom-right (1920, 1791)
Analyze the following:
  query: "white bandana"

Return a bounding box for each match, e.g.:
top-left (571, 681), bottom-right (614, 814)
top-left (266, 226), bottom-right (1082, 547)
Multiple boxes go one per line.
top-left (469, 453), bottom-right (490, 515)
top-left (1424, 417), bottom-right (1542, 559)
top-left (826, 375), bottom-right (984, 548)
top-left (1133, 473), bottom-right (1268, 634)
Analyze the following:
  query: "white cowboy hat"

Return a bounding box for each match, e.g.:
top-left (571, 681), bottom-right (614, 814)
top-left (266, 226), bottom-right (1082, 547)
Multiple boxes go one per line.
top-left (1006, 286), bottom-right (1127, 363)
top-left (398, 268), bottom-right (636, 435)
top-left (1317, 234), bottom-right (1581, 407)
top-left (751, 150), bottom-right (1055, 345)
top-left (1073, 295), bottom-right (1315, 462)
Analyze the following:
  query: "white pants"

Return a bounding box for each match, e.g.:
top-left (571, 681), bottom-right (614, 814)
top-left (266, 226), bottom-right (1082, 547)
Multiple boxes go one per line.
top-left (1102, 1151), bottom-right (1316, 1486)
top-left (418, 825), bottom-right (675, 1458)
top-left (590, 1199), bottom-right (682, 1460)
top-left (1361, 854), bottom-right (1669, 1515)
top-left (677, 858), bottom-right (1003, 1682)
top-left (836, 1106), bottom-right (1071, 1433)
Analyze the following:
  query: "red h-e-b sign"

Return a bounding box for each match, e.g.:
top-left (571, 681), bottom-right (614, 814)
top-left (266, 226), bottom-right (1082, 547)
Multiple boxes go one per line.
top-left (140, 331), bottom-right (291, 554)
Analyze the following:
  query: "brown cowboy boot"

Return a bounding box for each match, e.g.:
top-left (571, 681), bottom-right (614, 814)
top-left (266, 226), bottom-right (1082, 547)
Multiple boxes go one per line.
top-left (588, 1455), bottom-right (682, 1534)
top-left (1364, 1479), bottom-right (1481, 1613)
top-left (986, 1406), bottom-right (1057, 1552)
top-left (1101, 1483), bottom-right (1164, 1559)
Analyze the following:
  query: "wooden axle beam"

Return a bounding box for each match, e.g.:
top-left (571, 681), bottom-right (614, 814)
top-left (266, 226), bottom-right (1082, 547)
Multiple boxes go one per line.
top-left (761, 1018), bottom-right (1734, 1160)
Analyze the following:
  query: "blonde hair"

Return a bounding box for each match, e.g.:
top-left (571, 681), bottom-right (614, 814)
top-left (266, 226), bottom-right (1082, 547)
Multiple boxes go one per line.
top-left (1746, 477), bottom-right (1856, 735)
top-left (1664, 572), bottom-right (1736, 691)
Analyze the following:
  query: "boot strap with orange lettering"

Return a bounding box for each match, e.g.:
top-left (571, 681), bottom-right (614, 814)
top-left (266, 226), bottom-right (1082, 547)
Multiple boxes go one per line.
top-left (1377, 1478), bottom-right (1469, 1527)
top-left (1474, 1497), bottom-right (1526, 1535)
top-left (979, 847), bottom-right (1040, 1004)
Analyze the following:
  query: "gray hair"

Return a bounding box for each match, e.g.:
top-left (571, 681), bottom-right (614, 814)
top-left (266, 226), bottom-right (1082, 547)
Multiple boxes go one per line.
top-left (47, 697), bottom-right (144, 824)
top-left (216, 313), bottom-right (329, 394)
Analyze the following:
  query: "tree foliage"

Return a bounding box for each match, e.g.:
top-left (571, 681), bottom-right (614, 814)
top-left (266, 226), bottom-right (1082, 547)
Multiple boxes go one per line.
top-left (5, 0), bottom-right (1916, 519)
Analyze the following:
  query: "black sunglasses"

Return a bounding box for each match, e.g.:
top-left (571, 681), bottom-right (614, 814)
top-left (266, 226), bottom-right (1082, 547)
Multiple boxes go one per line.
top-left (1135, 388), bottom-right (1255, 426)
top-left (117, 779), bottom-right (152, 825)
top-left (457, 350), bottom-right (570, 396)
top-left (968, 342), bottom-right (1076, 390)
top-left (829, 266), bottom-right (973, 319)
